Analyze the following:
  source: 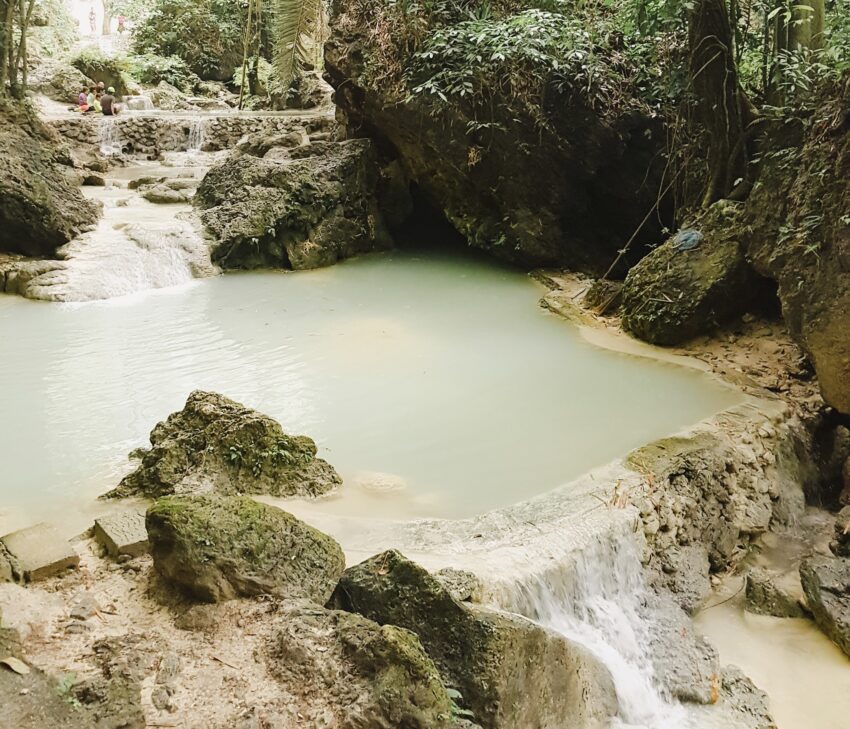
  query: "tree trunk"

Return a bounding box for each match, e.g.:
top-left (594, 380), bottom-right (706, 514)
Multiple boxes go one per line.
top-left (0, 0), bottom-right (11, 94)
top-left (101, 0), bottom-right (111, 34)
top-left (689, 0), bottom-right (749, 206)
top-left (789, 0), bottom-right (825, 49)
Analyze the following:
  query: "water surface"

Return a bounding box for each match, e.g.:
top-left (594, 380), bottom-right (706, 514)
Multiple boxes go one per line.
top-left (0, 250), bottom-right (740, 535)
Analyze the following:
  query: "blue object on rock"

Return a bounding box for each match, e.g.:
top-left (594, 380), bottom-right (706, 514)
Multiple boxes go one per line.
top-left (672, 229), bottom-right (703, 251)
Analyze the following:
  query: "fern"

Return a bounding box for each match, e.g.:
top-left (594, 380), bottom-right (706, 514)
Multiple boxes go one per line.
top-left (272, 0), bottom-right (322, 91)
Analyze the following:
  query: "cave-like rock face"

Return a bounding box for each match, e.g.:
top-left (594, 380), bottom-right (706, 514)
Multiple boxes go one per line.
top-left (0, 102), bottom-right (99, 258)
top-left (742, 84), bottom-right (850, 415)
top-left (323, 0), bottom-right (669, 273)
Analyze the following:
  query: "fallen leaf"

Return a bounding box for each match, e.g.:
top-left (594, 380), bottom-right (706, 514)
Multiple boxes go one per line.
top-left (0, 657), bottom-right (31, 675)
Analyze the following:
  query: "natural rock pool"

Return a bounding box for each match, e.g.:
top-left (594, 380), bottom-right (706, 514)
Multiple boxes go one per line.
top-left (0, 248), bottom-right (741, 536)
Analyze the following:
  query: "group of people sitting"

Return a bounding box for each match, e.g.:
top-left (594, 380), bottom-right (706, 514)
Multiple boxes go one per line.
top-left (76, 82), bottom-right (119, 115)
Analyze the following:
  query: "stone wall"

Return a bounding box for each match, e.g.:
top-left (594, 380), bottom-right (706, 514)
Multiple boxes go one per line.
top-left (48, 113), bottom-right (336, 156)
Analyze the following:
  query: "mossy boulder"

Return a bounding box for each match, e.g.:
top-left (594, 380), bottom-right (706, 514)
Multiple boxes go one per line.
top-left (333, 550), bottom-right (617, 728)
top-left (70, 48), bottom-right (129, 96)
top-left (106, 390), bottom-right (341, 500)
top-left (268, 601), bottom-right (464, 728)
top-left (146, 495), bottom-right (345, 603)
top-left (195, 138), bottom-right (393, 270)
top-left (621, 206), bottom-right (768, 345)
top-left (0, 101), bottom-right (99, 257)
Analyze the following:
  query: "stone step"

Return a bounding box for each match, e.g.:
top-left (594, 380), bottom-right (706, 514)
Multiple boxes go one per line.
top-left (93, 512), bottom-right (149, 558)
top-left (0, 523), bottom-right (80, 583)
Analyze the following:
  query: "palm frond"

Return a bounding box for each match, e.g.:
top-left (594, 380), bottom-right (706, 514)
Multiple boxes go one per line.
top-left (272, 0), bottom-right (323, 91)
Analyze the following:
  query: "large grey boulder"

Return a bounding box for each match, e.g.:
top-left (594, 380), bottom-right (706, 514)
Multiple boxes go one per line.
top-left (146, 495), bottom-right (345, 603)
top-left (267, 600), bottom-right (465, 729)
top-left (0, 101), bottom-right (99, 257)
top-left (800, 556), bottom-right (850, 657)
top-left (622, 207), bottom-right (767, 345)
top-left (195, 138), bottom-right (392, 270)
top-left (333, 550), bottom-right (618, 729)
top-left (106, 391), bottom-right (341, 500)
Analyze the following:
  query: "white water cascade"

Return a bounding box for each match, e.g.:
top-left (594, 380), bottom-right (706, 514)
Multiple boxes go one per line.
top-left (187, 115), bottom-right (206, 153)
top-left (98, 117), bottom-right (123, 156)
top-left (496, 532), bottom-right (690, 729)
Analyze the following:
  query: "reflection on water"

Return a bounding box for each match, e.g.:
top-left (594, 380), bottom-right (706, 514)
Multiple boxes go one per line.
top-left (0, 249), bottom-right (740, 536)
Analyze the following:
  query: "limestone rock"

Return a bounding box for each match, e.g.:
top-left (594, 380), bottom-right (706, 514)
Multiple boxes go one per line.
top-left (622, 210), bottom-right (767, 345)
top-left (267, 600), bottom-right (460, 729)
top-left (831, 506), bottom-right (850, 557)
top-left (325, 1), bottom-right (668, 271)
top-left (140, 184), bottom-right (192, 204)
top-left (31, 62), bottom-right (93, 104)
top-left (0, 101), bottom-right (99, 257)
top-left (0, 552), bottom-right (11, 583)
top-left (744, 567), bottom-right (805, 618)
top-left (657, 545), bottom-right (711, 615)
top-left (195, 138), bottom-right (393, 271)
top-left (715, 666), bottom-right (777, 729)
top-left (334, 550), bottom-right (618, 728)
top-left (93, 512), bottom-right (149, 558)
top-left (146, 495), bottom-right (345, 603)
top-left (106, 390), bottom-right (340, 500)
top-left (0, 523), bottom-right (79, 583)
top-left (743, 86), bottom-right (850, 414)
top-left (800, 556), bottom-right (850, 657)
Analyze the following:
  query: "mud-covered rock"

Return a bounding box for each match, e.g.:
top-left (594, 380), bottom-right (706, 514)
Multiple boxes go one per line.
top-left (0, 101), bottom-right (99, 257)
top-left (745, 567), bottom-right (805, 618)
top-left (146, 495), bottom-right (345, 603)
top-left (334, 550), bottom-right (617, 728)
top-left (622, 207), bottom-right (768, 345)
top-left (106, 391), bottom-right (340, 500)
top-left (800, 556), bottom-right (850, 657)
top-left (195, 138), bottom-right (392, 270)
top-left (267, 600), bottom-right (463, 728)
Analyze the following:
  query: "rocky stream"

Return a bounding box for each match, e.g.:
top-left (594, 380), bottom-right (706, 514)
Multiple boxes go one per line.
top-left (1, 16), bottom-right (850, 729)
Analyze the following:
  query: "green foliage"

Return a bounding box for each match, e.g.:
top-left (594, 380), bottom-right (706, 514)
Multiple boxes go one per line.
top-left (127, 53), bottom-right (199, 91)
top-left (28, 0), bottom-right (78, 58)
top-left (271, 0), bottom-right (323, 91)
top-left (132, 0), bottom-right (246, 80)
top-left (70, 47), bottom-right (130, 93)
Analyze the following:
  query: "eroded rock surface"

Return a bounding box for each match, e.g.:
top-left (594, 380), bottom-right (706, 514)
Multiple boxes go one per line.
top-left (800, 556), bottom-right (850, 657)
top-left (106, 391), bottom-right (340, 500)
top-left (195, 138), bottom-right (392, 270)
top-left (267, 600), bottom-right (464, 729)
top-left (0, 102), bottom-right (99, 257)
top-left (745, 567), bottom-right (805, 618)
top-left (334, 550), bottom-right (618, 729)
top-left (146, 495), bottom-right (345, 603)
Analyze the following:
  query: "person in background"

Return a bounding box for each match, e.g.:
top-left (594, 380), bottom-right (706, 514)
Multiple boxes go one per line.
top-left (85, 85), bottom-right (96, 111)
top-left (117, 14), bottom-right (126, 33)
top-left (101, 87), bottom-right (118, 116)
top-left (93, 92), bottom-right (103, 113)
top-left (97, 81), bottom-right (105, 93)
top-left (89, 7), bottom-right (96, 33)
top-left (77, 86), bottom-right (88, 110)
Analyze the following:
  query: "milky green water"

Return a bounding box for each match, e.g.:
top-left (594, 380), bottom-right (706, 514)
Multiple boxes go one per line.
top-left (0, 249), bottom-right (741, 536)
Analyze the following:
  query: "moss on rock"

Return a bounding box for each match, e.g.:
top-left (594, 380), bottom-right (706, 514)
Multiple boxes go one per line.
top-left (333, 550), bottom-right (617, 728)
top-left (146, 495), bottom-right (346, 603)
top-left (0, 100), bottom-right (99, 257)
top-left (106, 390), bottom-right (341, 500)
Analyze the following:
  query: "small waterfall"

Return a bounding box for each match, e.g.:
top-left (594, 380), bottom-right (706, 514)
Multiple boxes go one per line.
top-left (98, 117), bottom-right (123, 156)
top-left (496, 532), bottom-right (689, 729)
top-left (187, 115), bottom-right (206, 153)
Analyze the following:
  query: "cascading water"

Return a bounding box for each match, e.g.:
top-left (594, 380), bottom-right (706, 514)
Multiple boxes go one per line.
top-left (187, 115), bottom-right (206, 153)
top-left (98, 117), bottom-right (123, 156)
top-left (495, 531), bottom-right (690, 729)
